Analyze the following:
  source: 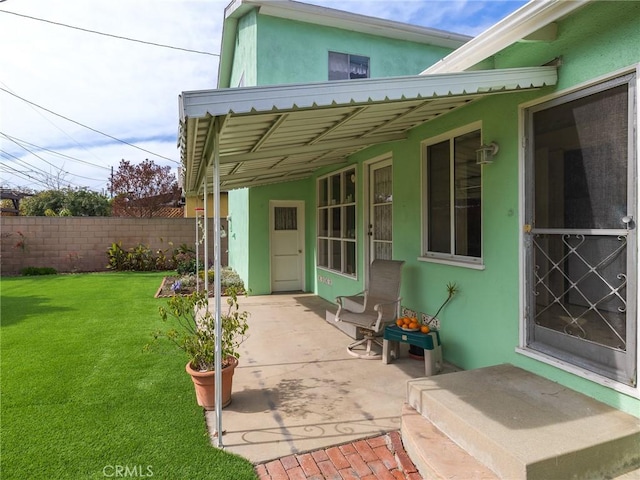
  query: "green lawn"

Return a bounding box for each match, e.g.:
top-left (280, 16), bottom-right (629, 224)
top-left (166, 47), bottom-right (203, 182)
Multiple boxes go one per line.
top-left (0, 272), bottom-right (256, 480)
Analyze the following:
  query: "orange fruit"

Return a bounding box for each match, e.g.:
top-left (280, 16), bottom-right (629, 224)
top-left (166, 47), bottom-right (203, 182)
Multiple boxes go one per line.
top-left (403, 317), bottom-right (411, 325)
top-left (409, 322), bottom-right (419, 330)
top-left (395, 318), bottom-right (404, 327)
top-left (420, 325), bottom-right (430, 334)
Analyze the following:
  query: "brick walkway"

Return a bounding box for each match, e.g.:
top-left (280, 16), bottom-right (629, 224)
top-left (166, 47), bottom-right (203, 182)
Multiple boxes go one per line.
top-left (254, 431), bottom-right (422, 480)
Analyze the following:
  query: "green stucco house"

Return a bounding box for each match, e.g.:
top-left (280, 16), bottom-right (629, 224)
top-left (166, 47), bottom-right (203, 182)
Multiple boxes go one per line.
top-left (179, 0), bottom-right (639, 433)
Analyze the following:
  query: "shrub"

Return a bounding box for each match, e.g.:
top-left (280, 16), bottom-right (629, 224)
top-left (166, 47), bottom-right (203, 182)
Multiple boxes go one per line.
top-left (21, 267), bottom-right (58, 276)
top-left (174, 244), bottom-right (197, 275)
top-left (106, 242), bottom-right (128, 270)
top-left (107, 242), bottom-right (168, 272)
top-left (198, 267), bottom-right (245, 293)
top-left (129, 244), bottom-right (155, 271)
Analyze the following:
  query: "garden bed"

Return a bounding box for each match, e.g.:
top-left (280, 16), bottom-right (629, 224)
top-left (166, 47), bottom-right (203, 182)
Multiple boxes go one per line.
top-left (155, 268), bottom-right (245, 298)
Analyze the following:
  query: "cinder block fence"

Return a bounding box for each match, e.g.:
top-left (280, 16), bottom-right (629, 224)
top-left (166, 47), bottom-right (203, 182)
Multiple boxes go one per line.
top-left (0, 217), bottom-right (228, 276)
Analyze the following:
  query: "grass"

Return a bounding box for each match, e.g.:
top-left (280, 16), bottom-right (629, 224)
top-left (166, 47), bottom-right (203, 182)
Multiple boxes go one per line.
top-left (0, 272), bottom-right (257, 480)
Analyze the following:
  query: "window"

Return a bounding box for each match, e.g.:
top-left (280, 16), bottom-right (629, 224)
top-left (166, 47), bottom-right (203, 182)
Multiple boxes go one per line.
top-left (317, 167), bottom-right (357, 276)
top-left (423, 127), bottom-right (482, 265)
top-left (329, 52), bottom-right (369, 80)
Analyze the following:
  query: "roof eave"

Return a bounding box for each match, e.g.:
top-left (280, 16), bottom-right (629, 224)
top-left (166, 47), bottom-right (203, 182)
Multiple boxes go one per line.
top-left (422, 0), bottom-right (591, 74)
top-left (181, 66), bottom-right (557, 194)
top-left (185, 66), bottom-right (558, 120)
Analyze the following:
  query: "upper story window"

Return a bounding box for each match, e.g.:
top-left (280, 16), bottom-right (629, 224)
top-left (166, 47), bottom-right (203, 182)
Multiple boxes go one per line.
top-left (422, 125), bottom-right (483, 267)
top-left (329, 52), bottom-right (369, 80)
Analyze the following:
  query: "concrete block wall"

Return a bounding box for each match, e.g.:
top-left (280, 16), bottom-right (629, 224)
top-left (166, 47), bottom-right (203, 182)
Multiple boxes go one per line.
top-left (0, 217), bottom-right (228, 275)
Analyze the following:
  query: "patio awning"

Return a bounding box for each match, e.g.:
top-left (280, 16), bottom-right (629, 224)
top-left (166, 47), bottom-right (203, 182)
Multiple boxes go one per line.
top-left (178, 66), bottom-right (557, 193)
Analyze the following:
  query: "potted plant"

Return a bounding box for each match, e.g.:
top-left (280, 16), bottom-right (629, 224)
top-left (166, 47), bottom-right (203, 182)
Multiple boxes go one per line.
top-left (410, 282), bottom-right (458, 357)
top-left (153, 287), bottom-right (249, 410)
top-left (424, 282), bottom-right (459, 328)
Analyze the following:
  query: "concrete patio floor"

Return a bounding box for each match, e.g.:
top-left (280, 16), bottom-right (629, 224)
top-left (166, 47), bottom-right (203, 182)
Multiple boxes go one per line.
top-left (204, 293), bottom-right (448, 465)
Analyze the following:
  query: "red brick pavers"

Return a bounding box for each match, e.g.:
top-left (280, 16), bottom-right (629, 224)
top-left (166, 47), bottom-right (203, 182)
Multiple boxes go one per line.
top-left (254, 431), bottom-right (421, 480)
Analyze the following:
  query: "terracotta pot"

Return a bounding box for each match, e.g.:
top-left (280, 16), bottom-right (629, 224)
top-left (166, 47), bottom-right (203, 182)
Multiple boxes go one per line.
top-left (185, 356), bottom-right (238, 410)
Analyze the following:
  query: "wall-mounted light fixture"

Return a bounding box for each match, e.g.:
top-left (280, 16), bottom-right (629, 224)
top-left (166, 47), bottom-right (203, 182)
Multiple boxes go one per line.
top-left (476, 142), bottom-right (499, 165)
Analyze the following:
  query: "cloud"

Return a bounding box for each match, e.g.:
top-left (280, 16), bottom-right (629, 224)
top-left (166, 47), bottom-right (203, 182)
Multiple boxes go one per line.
top-left (0, 0), bottom-right (524, 192)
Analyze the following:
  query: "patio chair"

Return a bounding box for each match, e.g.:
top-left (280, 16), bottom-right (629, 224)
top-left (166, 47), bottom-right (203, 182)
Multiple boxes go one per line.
top-left (335, 259), bottom-right (405, 359)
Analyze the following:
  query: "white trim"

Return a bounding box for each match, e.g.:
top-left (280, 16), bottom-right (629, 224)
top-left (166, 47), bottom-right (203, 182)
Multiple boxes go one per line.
top-left (516, 347), bottom-right (640, 399)
top-left (422, 0), bottom-right (589, 74)
top-left (365, 154), bottom-right (394, 275)
top-left (417, 256), bottom-right (486, 271)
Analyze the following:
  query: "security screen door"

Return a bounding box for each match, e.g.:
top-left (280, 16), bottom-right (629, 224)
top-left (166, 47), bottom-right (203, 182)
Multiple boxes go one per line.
top-left (524, 74), bottom-right (637, 387)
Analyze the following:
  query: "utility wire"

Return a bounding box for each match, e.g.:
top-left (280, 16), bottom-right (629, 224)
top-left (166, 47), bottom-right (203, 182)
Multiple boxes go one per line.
top-left (1, 146), bottom-right (73, 182)
top-left (1, 81), bottom-right (109, 167)
top-left (0, 156), bottom-right (51, 189)
top-left (1, 135), bottom-right (103, 183)
top-left (0, 9), bottom-right (219, 57)
top-left (1, 133), bottom-right (111, 171)
top-left (0, 87), bottom-right (180, 164)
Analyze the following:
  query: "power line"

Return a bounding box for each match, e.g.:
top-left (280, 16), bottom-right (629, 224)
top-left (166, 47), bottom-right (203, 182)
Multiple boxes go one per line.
top-left (0, 86), bottom-right (180, 164)
top-left (0, 9), bottom-right (219, 57)
top-left (1, 135), bottom-right (103, 184)
top-left (0, 157), bottom-right (51, 189)
top-left (1, 133), bottom-right (111, 171)
top-left (1, 81), bottom-right (110, 167)
top-left (1, 146), bottom-right (75, 182)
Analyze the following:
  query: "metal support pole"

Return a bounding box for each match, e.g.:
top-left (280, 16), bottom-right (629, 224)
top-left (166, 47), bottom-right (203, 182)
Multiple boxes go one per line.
top-left (195, 208), bottom-right (202, 292)
top-left (213, 119), bottom-right (223, 448)
top-left (203, 179), bottom-right (209, 293)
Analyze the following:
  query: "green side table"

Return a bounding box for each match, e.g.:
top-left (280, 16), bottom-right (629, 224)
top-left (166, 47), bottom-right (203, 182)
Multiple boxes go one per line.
top-left (382, 325), bottom-right (443, 376)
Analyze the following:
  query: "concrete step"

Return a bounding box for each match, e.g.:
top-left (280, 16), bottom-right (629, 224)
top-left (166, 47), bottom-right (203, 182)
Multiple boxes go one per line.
top-left (405, 364), bottom-right (640, 479)
top-left (402, 403), bottom-right (499, 479)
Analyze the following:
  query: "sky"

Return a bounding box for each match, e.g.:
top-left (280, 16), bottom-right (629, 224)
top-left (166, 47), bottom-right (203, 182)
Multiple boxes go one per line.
top-left (0, 0), bottom-right (527, 195)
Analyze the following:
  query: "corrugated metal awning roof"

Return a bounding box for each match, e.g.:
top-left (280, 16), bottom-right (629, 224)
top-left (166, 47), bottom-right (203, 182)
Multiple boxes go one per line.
top-left (179, 66), bottom-right (556, 193)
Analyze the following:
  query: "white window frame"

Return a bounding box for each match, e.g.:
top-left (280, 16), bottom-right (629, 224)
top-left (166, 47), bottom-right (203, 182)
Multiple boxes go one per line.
top-left (317, 166), bottom-right (358, 277)
top-left (420, 122), bottom-right (485, 269)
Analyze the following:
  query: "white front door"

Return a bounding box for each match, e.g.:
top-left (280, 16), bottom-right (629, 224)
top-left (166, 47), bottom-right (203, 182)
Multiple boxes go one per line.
top-left (270, 201), bottom-right (305, 292)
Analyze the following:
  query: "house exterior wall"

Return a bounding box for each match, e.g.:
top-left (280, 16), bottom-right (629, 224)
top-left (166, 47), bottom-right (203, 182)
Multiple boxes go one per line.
top-left (255, 15), bottom-right (454, 85)
top-left (223, 2), bottom-right (639, 414)
top-left (228, 188), bottom-right (250, 286)
top-left (242, 178), bottom-right (315, 295)
top-left (227, 7), bottom-right (463, 293)
top-left (183, 193), bottom-right (228, 218)
top-left (229, 9), bottom-right (258, 88)
top-left (237, 2), bottom-right (639, 415)
top-left (493, 1), bottom-right (640, 85)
